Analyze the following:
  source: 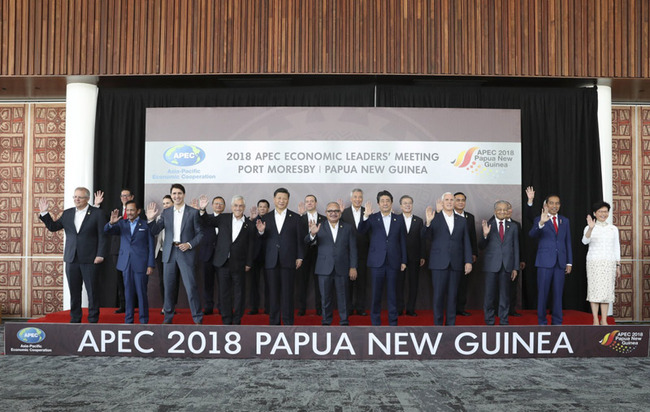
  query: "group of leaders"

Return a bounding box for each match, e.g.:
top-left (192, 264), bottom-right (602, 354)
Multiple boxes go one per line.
top-left (39, 184), bottom-right (620, 327)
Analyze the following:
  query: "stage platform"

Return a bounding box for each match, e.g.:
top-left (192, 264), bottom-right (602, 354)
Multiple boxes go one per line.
top-left (27, 308), bottom-right (613, 326)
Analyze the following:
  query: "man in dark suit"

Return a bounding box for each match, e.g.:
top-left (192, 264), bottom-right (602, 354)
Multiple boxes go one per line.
top-left (154, 195), bottom-right (180, 314)
top-left (306, 202), bottom-right (357, 326)
top-left (529, 194), bottom-right (573, 325)
top-left (39, 187), bottom-right (107, 323)
top-left (297, 194), bottom-right (326, 316)
top-left (104, 200), bottom-right (155, 324)
top-left (479, 201), bottom-right (520, 325)
top-left (254, 188), bottom-right (305, 325)
top-left (506, 202), bottom-right (525, 317)
top-left (200, 196), bottom-right (225, 315)
top-left (340, 188), bottom-right (369, 316)
top-left (248, 199), bottom-right (269, 315)
top-left (425, 192), bottom-right (473, 326)
top-left (358, 190), bottom-right (407, 326)
top-left (111, 188), bottom-right (134, 314)
top-left (147, 183), bottom-right (204, 325)
top-left (396, 195), bottom-right (426, 317)
top-left (200, 195), bottom-right (255, 325)
top-left (453, 192), bottom-right (478, 316)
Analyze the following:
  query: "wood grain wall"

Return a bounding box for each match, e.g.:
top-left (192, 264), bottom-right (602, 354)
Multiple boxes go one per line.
top-left (1, 0), bottom-right (648, 78)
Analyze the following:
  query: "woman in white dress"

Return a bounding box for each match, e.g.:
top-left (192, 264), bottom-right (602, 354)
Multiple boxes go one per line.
top-left (582, 201), bottom-right (621, 325)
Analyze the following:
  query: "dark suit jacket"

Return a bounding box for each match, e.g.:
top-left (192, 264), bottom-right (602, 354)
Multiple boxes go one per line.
top-left (258, 209), bottom-right (305, 269)
top-left (40, 206), bottom-right (108, 263)
top-left (301, 212), bottom-right (326, 251)
top-left (529, 215), bottom-right (573, 268)
top-left (150, 205), bottom-right (203, 264)
top-left (509, 218), bottom-right (525, 265)
top-left (401, 214), bottom-right (426, 262)
top-left (479, 216), bottom-right (519, 272)
top-left (104, 218), bottom-right (155, 272)
top-left (306, 221), bottom-right (357, 276)
top-left (201, 212), bottom-right (255, 269)
top-left (424, 212), bottom-right (473, 271)
top-left (341, 206), bottom-right (369, 254)
top-left (198, 214), bottom-right (218, 263)
top-left (457, 211), bottom-right (478, 257)
top-left (357, 212), bottom-right (407, 270)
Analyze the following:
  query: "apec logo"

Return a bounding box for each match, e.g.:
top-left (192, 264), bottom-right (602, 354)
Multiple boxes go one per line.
top-left (17, 327), bottom-right (46, 344)
top-left (163, 144), bottom-right (206, 166)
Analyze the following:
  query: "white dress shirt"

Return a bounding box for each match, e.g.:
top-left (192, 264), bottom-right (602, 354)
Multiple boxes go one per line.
top-left (382, 213), bottom-right (391, 236)
top-left (403, 214), bottom-right (413, 233)
top-left (74, 205), bottom-right (89, 233)
top-left (274, 209), bottom-right (287, 233)
top-left (443, 211), bottom-right (455, 234)
top-left (329, 222), bottom-right (339, 243)
top-left (232, 215), bottom-right (245, 242)
top-left (173, 205), bottom-right (185, 242)
top-left (352, 207), bottom-right (362, 228)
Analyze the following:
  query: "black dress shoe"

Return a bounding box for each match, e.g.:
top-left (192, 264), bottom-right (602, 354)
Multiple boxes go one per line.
top-left (203, 309), bottom-right (213, 315)
top-left (406, 310), bottom-right (418, 317)
top-left (510, 312), bottom-right (522, 317)
top-left (297, 310), bottom-right (306, 316)
top-left (357, 310), bottom-right (368, 316)
top-left (163, 320), bottom-right (172, 324)
top-left (248, 309), bottom-right (259, 315)
top-left (457, 311), bottom-right (471, 316)
top-left (316, 309), bottom-right (322, 316)
top-left (160, 310), bottom-right (164, 315)
top-left (195, 321), bottom-right (203, 325)
top-left (348, 310), bottom-right (355, 316)
top-left (115, 308), bottom-right (125, 314)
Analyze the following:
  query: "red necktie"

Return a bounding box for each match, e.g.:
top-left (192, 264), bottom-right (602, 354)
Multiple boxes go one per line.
top-left (123, 208), bottom-right (127, 219)
top-left (499, 221), bottom-right (504, 241)
top-left (552, 216), bottom-right (558, 233)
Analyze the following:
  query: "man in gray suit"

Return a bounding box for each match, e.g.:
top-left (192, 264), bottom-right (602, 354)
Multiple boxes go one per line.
top-left (479, 200), bottom-right (520, 325)
top-left (306, 202), bottom-right (358, 326)
top-left (147, 183), bottom-right (204, 325)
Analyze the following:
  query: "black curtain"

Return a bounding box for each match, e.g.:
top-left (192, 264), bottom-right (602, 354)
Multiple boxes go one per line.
top-left (377, 85), bottom-right (602, 311)
top-left (93, 82), bottom-right (602, 312)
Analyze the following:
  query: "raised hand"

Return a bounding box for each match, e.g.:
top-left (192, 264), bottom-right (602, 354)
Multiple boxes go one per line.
top-left (297, 201), bottom-right (305, 216)
top-left (109, 209), bottom-right (120, 224)
top-left (425, 206), bottom-right (435, 225)
top-left (146, 202), bottom-right (159, 221)
top-left (482, 219), bottom-right (491, 237)
top-left (189, 198), bottom-right (199, 209)
top-left (525, 186), bottom-right (535, 203)
top-left (586, 214), bottom-right (595, 229)
top-left (364, 201), bottom-right (373, 217)
top-left (435, 198), bottom-right (443, 213)
top-left (198, 195), bottom-right (209, 210)
top-left (308, 220), bottom-right (321, 236)
top-left (38, 198), bottom-right (49, 214)
top-left (94, 190), bottom-right (104, 206)
top-left (256, 218), bottom-right (266, 233)
top-left (249, 206), bottom-right (258, 220)
top-left (337, 198), bottom-right (345, 212)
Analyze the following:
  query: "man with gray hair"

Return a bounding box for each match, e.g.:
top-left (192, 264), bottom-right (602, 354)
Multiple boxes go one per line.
top-left (341, 188), bottom-right (369, 316)
top-left (39, 187), bottom-right (108, 323)
top-left (479, 201), bottom-right (520, 325)
top-left (199, 194), bottom-right (256, 325)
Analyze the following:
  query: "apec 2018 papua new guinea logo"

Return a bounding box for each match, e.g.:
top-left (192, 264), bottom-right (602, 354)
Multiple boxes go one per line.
top-left (451, 146), bottom-right (515, 175)
top-left (599, 330), bottom-right (643, 354)
top-left (163, 144), bottom-right (206, 166)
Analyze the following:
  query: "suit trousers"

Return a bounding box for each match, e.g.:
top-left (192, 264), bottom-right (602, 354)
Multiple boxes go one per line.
top-left (347, 255), bottom-right (368, 313)
top-left (156, 254), bottom-right (180, 307)
top-left (266, 265), bottom-right (296, 325)
top-left (483, 267), bottom-right (511, 325)
top-left (112, 254), bottom-right (126, 310)
top-left (397, 259), bottom-right (421, 313)
top-left (217, 263), bottom-right (244, 325)
top-left (203, 260), bottom-right (220, 312)
top-left (508, 270), bottom-right (521, 314)
top-left (318, 271), bottom-right (350, 326)
top-left (248, 260), bottom-right (269, 312)
top-left (164, 247), bottom-right (203, 324)
top-left (432, 267), bottom-right (462, 326)
top-left (536, 264), bottom-right (565, 325)
top-left (297, 245), bottom-right (321, 312)
top-left (123, 262), bottom-right (149, 324)
top-left (370, 266), bottom-right (399, 326)
top-left (66, 262), bottom-right (100, 323)
top-left (456, 266), bottom-right (472, 313)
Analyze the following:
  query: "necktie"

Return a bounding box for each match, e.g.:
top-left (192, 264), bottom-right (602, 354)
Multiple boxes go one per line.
top-left (552, 216), bottom-right (558, 233)
top-left (123, 208), bottom-right (127, 219)
top-left (499, 221), bottom-right (504, 241)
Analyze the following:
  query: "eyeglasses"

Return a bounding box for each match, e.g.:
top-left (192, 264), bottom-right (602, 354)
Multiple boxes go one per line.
top-left (72, 196), bottom-right (89, 200)
top-left (326, 210), bottom-right (341, 214)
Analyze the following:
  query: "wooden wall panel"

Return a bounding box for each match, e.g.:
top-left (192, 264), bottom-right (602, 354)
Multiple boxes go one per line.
top-left (0, 0), bottom-right (649, 77)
